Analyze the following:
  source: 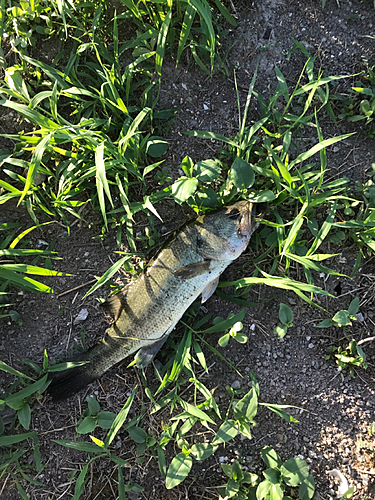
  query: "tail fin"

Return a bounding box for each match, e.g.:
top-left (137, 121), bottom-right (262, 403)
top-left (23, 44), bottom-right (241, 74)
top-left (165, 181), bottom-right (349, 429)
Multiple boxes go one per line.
top-left (47, 363), bottom-right (97, 402)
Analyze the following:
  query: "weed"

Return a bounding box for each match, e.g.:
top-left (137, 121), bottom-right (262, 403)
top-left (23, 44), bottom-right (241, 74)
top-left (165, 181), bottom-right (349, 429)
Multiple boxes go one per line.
top-left (54, 387), bottom-right (143, 499)
top-left (357, 422), bottom-right (375, 453)
top-left (76, 396), bottom-right (116, 434)
top-left (317, 297), bottom-right (360, 328)
top-left (325, 339), bottom-right (367, 376)
top-left (336, 61), bottom-right (375, 137)
top-left (217, 446), bottom-right (315, 500)
top-left (274, 303), bottom-right (293, 339)
top-left (217, 312), bottom-right (247, 347)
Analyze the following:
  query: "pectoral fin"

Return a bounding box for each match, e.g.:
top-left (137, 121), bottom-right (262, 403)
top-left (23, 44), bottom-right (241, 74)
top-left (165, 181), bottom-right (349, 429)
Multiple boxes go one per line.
top-left (101, 292), bottom-right (127, 323)
top-left (132, 336), bottom-right (169, 369)
top-left (173, 260), bottom-right (211, 279)
top-left (201, 277), bottom-right (219, 303)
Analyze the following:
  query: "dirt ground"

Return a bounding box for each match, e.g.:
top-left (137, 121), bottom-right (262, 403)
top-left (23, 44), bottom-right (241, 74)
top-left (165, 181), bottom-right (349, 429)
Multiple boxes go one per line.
top-left (1, 0), bottom-right (375, 499)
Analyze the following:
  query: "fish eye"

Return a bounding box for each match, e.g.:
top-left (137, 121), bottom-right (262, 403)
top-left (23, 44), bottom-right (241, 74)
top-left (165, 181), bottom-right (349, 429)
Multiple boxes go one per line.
top-left (227, 208), bottom-right (241, 220)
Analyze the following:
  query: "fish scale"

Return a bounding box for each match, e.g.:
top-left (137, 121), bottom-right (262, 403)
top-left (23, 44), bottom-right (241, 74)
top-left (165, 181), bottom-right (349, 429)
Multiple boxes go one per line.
top-left (48, 201), bottom-right (254, 401)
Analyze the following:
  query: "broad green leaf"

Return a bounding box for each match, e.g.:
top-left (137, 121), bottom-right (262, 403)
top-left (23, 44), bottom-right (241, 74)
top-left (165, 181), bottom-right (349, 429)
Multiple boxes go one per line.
top-left (87, 396), bottom-right (100, 415)
top-left (77, 416), bottom-right (97, 434)
top-left (213, 419), bottom-right (238, 444)
top-left (171, 177), bottom-right (198, 204)
top-left (128, 426), bottom-right (147, 444)
top-left (279, 303), bottom-right (293, 324)
top-left (234, 388), bottom-right (258, 422)
top-left (17, 403), bottom-right (31, 430)
top-left (247, 190), bottom-right (276, 203)
top-left (263, 467), bottom-right (281, 484)
top-left (229, 158), bottom-right (255, 190)
top-left (256, 479), bottom-right (272, 499)
top-left (194, 159), bottom-right (222, 183)
top-left (181, 156), bottom-right (194, 177)
top-left (97, 411), bottom-right (116, 429)
top-left (146, 136), bottom-right (168, 158)
top-left (166, 452), bottom-right (193, 489)
top-left (348, 297), bottom-right (360, 315)
top-left (316, 318), bottom-right (333, 328)
top-left (190, 443), bottom-right (218, 461)
top-left (280, 457), bottom-right (309, 486)
top-left (260, 446), bottom-right (282, 469)
top-left (332, 310), bottom-right (351, 327)
top-left (299, 475), bottom-right (315, 500)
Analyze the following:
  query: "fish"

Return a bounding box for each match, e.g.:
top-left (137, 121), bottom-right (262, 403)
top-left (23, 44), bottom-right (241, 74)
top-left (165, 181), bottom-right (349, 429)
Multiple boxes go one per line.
top-left (47, 200), bottom-right (255, 401)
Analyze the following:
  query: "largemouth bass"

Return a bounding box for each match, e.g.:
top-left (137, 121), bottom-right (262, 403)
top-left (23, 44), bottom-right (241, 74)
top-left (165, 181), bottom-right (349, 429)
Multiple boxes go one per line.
top-left (48, 201), bottom-right (254, 401)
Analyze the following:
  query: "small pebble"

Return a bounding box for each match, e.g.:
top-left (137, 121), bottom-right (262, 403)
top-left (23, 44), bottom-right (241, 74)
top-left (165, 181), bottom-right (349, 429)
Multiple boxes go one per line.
top-left (73, 308), bottom-right (89, 325)
top-left (231, 380), bottom-right (241, 390)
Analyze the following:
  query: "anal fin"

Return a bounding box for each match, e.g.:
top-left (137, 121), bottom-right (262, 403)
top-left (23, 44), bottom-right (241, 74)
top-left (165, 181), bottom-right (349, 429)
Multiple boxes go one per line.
top-left (201, 277), bottom-right (219, 303)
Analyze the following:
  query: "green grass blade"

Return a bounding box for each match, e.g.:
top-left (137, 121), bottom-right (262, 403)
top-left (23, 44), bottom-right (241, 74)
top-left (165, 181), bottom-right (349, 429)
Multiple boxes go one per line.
top-left (0, 361), bottom-right (34, 381)
top-left (0, 268), bottom-right (54, 293)
top-left (281, 205), bottom-right (307, 258)
top-left (285, 252), bottom-right (346, 277)
top-left (289, 134), bottom-right (355, 169)
top-left (95, 141), bottom-right (114, 229)
top-left (189, 44), bottom-right (211, 76)
top-left (215, 0), bottom-right (237, 26)
top-left (306, 201), bottom-right (337, 256)
top-left (1, 99), bottom-right (59, 129)
top-left (240, 66), bottom-right (258, 140)
top-left (190, 0), bottom-right (215, 71)
top-left (6, 375), bottom-right (48, 409)
top-left (177, 3), bottom-right (196, 65)
top-left (0, 432), bottom-right (35, 447)
top-left (19, 133), bottom-right (53, 205)
top-left (185, 129), bottom-right (239, 147)
top-left (155, 8), bottom-right (172, 75)
top-left (105, 386), bottom-right (137, 447)
top-left (83, 256), bottom-right (132, 299)
top-left (1, 264), bottom-right (69, 277)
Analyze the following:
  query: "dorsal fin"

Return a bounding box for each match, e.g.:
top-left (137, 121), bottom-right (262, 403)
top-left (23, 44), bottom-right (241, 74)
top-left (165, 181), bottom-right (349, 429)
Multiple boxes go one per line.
top-left (100, 293), bottom-right (126, 323)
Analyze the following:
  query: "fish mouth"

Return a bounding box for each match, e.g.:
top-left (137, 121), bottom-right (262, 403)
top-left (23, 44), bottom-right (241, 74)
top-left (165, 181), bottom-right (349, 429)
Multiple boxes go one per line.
top-left (229, 200), bottom-right (253, 236)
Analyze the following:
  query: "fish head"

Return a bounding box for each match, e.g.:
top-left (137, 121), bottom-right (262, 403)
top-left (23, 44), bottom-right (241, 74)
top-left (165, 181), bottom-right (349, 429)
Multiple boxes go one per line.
top-left (197, 201), bottom-right (254, 261)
